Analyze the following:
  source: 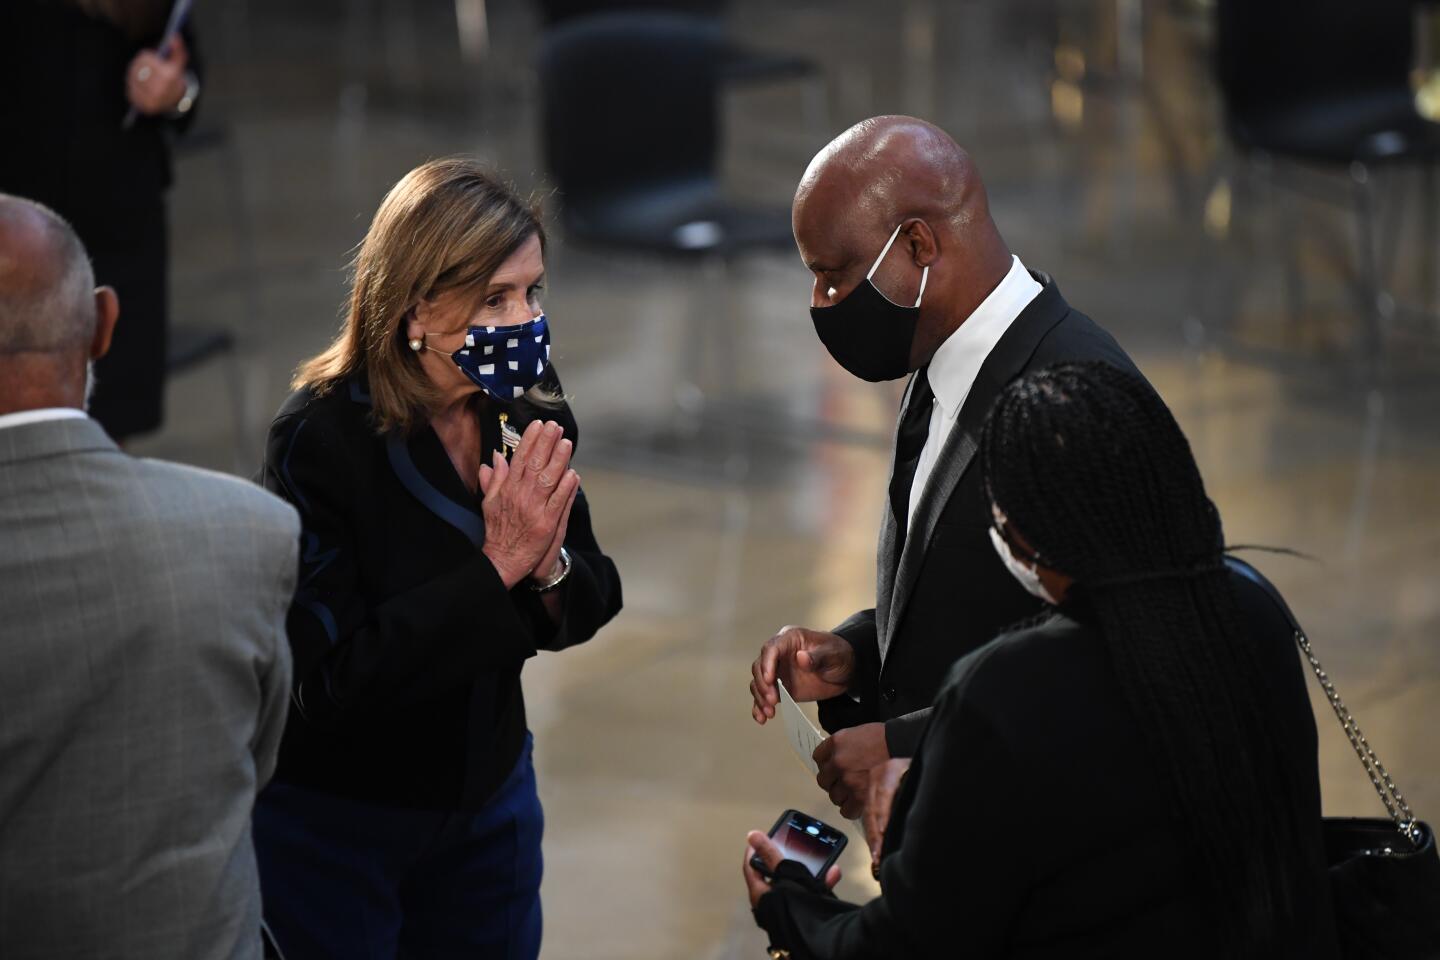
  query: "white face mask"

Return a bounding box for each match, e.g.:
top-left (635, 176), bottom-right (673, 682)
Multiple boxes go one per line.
top-left (989, 524), bottom-right (1057, 605)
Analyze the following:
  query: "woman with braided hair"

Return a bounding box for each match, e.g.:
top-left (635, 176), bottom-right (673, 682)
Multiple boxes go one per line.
top-left (745, 361), bottom-right (1337, 958)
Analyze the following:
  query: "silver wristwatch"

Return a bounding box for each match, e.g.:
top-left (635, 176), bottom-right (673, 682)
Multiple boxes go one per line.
top-left (530, 547), bottom-right (571, 593)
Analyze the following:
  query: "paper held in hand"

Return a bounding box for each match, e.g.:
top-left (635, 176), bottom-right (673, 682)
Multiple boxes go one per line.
top-left (776, 679), bottom-right (866, 833)
top-left (777, 678), bottom-right (826, 776)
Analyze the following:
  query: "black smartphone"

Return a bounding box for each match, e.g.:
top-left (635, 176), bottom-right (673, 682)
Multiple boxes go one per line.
top-left (750, 809), bottom-right (848, 880)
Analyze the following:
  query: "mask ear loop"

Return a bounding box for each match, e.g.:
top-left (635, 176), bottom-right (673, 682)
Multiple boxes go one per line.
top-left (866, 222), bottom-right (906, 280)
top-left (866, 222), bottom-right (930, 308)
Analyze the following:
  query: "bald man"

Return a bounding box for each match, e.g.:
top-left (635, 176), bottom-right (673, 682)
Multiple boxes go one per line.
top-left (0, 194), bottom-right (297, 960)
top-left (749, 118), bottom-right (1147, 817)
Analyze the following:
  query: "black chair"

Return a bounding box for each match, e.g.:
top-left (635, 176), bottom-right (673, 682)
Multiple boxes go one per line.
top-left (540, 11), bottom-right (798, 260)
top-left (1216, 0), bottom-right (1431, 165)
top-left (1204, 0), bottom-right (1440, 355)
top-left (538, 0), bottom-right (724, 24)
top-left (537, 0), bottom-right (819, 90)
top-left (540, 11), bottom-right (823, 474)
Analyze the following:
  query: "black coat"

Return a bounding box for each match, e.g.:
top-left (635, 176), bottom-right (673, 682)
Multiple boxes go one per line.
top-left (0, 1), bottom-right (199, 439)
top-left (259, 372), bottom-right (622, 811)
top-left (818, 274), bottom-right (1144, 756)
top-left (756, 568), bottom-right (1340, 959)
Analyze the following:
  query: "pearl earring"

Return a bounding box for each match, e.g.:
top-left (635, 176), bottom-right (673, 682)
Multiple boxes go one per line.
top-left (408, 338), bottom-right (423, 352)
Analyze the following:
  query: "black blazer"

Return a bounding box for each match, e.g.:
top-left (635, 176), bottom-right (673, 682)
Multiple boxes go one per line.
top-left (0, 1), bottom-right (201, 438)
top-left (259, 372), bottom-right (622, 811)
top-left (818, 274), bottom-right (1145, 756)
top-left (756, 568), bottom-right (1339, 959)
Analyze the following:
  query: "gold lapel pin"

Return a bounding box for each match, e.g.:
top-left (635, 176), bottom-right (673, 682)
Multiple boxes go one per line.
top-left (498, 412), bottom-right (521, 460)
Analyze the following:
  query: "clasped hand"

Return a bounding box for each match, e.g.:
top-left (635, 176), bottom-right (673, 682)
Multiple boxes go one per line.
top-left (478, 420), bottom-right (579, 589)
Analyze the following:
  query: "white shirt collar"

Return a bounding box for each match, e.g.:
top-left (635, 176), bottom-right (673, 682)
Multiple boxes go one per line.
top-left (0, 408), bottom-right (89, 431)
top-left (926, 255), bottom-right (1042, 419)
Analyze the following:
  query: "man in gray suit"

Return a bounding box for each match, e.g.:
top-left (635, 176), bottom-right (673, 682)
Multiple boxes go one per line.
top-left (0, 194), bottom-right (299, 960)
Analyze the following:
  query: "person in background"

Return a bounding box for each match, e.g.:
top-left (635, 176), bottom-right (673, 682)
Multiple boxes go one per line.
top-left (744, 362), bottom-right (1338, 959)
top-left (748, 116), bottom-right (1146, 818)
top-left (0, 195), bottom-right (296, 960)
top-left (0, 0), bottom-right (202, 441)
top-left (255, 157), bottom-right (622, 959)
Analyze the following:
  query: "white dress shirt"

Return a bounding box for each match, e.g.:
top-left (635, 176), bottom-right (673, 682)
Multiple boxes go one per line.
top-left (906, 255), bottom-right (1042, 532)
top-left (0, 407), bottom-right (88, 431)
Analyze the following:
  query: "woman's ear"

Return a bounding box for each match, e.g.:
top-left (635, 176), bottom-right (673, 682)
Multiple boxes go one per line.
top-left (404, 304), bottom-right (427, 342)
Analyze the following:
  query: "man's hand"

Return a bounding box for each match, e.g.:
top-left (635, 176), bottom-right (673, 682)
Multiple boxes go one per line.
top-left (863, 758), bottom-right (912, 874)
top-left (750, 625), bottom-right (855, 724)
top-left (813, 722), bottom-right (889, 818)
top-left (742, 830), bottom-right (842, 910)
top-left (125, 35), bottom-right (191, 116)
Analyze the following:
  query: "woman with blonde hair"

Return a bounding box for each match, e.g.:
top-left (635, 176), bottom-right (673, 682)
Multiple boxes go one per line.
top-left (255, 157), bottom-right (622, 958)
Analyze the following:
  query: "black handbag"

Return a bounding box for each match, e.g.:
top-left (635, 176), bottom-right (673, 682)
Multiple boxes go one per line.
top-left (1229, 557), bottom-right (1440, 959)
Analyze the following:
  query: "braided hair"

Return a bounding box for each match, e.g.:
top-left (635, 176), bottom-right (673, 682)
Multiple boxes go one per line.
top-left (979, 362), bottom-right (1307, 953)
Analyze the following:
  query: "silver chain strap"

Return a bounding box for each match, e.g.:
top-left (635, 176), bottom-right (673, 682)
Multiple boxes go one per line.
top-left (1293, 629), bottom-right (1422, 848)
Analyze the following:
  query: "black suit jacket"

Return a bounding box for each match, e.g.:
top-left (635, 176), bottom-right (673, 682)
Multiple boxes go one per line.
top-left (818, 274), bottom-right (1144, 756)
top-left (0, 1), bottom-right (199, 213)
top-left (757, 568), bottom-right (1339, 959)
top-left (0, 1), bottom-right (202, 438)
top-left (259, 372), bottom-right (622, 811)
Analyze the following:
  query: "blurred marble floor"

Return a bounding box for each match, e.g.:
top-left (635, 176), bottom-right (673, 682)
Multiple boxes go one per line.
top-left (128, 1), bottom-right (1440, 956)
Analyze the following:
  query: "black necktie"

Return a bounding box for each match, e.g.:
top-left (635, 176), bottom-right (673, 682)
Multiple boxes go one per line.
top-left (889, 368), bottom-right (934, 562)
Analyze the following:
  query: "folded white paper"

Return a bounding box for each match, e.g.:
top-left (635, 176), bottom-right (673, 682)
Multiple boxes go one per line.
top-left (778, 677), bottom-right (826, 776)
top-left (776, 678), bottom-right (866, 834)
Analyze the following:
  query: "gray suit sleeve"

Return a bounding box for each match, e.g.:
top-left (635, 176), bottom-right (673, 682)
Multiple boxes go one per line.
top-left (252, 510), bottom-right (298, 789)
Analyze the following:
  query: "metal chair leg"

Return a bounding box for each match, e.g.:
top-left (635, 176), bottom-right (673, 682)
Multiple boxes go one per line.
top-left (219, 343), bottom-right (249, 474)
top-left (1423, 164), bottom-right (1439, 323)
top-left (1350, 161), bottom-right (1386, 361)
top-left (674, 253), bottom-right (726, 421)
top-left (455, 0), bottom-right (488, 64)
top-left (217, 130), bottom-right (262, 330)
top-left (1278, 183), bottom-right (1306, 337)
top-left (1188, 148), bottom-right (1253, 349)
top-left (1343, 387), bottom-right (1386, 564)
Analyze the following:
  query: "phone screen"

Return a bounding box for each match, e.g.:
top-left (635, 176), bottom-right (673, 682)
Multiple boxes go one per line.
top-left (768, 810), bottom-right (847, 877)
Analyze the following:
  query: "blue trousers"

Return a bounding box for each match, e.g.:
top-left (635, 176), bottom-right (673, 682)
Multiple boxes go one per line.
top-left (254, 736), bottom-right (543, 960)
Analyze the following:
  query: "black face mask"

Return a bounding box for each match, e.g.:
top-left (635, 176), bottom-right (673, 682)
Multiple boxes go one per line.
top-left (809, 222), bottom-right (930, 382)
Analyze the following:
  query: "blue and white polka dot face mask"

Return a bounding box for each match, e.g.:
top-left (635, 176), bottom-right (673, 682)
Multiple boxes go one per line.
top-left (450, 313), bottom-right (552, 402)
